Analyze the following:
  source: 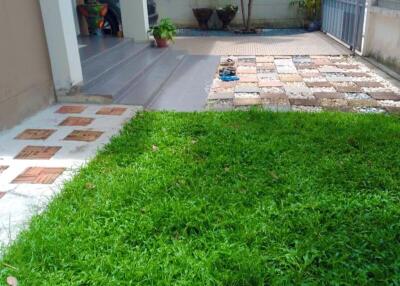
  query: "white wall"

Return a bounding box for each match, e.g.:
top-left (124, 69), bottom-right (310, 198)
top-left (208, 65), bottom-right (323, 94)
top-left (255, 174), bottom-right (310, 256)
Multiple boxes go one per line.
top-left (364, 6), bottom-right (400, 73)
top-left (155, 0), bottom-right (302, 28)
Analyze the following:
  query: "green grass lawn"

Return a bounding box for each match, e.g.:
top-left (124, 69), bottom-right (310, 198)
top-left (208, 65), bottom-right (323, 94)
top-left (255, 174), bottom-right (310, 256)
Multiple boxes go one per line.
top-left (1, 110), bottom-right (400, 285)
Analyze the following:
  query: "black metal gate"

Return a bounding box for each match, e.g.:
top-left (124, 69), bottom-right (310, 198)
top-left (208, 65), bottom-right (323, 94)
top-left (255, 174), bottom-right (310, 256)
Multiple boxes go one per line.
top-left (322, 0), bottom-right (366, 52)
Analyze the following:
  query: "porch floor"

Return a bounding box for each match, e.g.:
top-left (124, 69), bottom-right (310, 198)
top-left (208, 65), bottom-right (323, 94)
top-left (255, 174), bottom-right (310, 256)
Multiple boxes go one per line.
top-left (78, 36), bottom-right (126, 62)
top-left (172, 31), bottom-right (350, 56)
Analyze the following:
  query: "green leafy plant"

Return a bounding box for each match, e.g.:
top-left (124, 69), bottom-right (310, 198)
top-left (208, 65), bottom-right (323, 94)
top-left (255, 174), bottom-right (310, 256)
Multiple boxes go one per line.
top-left (148, 18), bottom-right (177, 41)
top-left (290, 0), bottom-right (321, 21)
top-left (218, 4), bottom-right (238, 13)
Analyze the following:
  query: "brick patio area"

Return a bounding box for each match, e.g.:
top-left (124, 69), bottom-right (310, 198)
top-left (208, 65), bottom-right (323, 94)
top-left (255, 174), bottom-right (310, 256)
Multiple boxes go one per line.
top-left (208, 55), bottom-right (400, 113)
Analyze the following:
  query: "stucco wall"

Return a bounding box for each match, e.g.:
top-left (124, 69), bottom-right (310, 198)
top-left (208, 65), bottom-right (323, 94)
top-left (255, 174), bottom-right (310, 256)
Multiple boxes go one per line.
top-left (155, 0), bottom-right (302, 28)
top-left (364, 6), bottom-right (400, 73)
top-left (0, 0), bottom-right (55, 131)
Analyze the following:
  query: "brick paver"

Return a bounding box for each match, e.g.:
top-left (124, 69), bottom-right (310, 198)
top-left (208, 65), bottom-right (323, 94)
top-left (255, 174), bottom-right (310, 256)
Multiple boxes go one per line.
top-left (208, 55), bottom-right (400, 113)
top-left (15, 146), bottom-right (61, 160)
top-left (59, 117), bottom-right (94, 126)
top-left (279, 74), bottom-right (303, 82)
top-left (64, 130), bottom-right (104, 142)
top-left (96, 107), bottom-right (127, 115)
top-left (15, 129), bottom-right (56, 140)
top-left (356, 81), bottom-right (384, 88)
top-left (56, 105), bottom-right (86, 114)
top-left (12, 167), bottom-right (65, 184)
top-left (369, 92), bottom-right (400, 101)
top-left (306, 82), bottom-right (333, 88)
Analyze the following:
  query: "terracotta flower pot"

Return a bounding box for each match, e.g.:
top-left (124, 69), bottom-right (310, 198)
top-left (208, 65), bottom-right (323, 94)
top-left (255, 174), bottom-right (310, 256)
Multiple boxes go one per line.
top-left (155, 38), bottom-right (169, 48)
top-left (192, 8), bottom-right (213, 30)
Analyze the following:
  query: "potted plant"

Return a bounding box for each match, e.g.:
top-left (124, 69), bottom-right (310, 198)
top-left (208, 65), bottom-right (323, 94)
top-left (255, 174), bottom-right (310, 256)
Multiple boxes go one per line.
top-left (192, 7), bottom-right (214, 30)
top-left (77, 0), bottom-right (108, 36)
top-left (216, 4), bottom-right (238, 30)
top-left (148, 18), bottom-right (177, 48)
top-left (290, 0), bottom-right (321, 31)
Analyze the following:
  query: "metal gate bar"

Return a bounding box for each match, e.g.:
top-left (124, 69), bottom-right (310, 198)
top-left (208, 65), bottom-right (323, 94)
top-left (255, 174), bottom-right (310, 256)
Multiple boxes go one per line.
top-left (322, 0), bottom-right (366, 52)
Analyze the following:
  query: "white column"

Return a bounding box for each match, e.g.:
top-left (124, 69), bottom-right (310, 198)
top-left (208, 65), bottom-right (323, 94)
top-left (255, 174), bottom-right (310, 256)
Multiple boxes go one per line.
top-left (120, 0), bottom-right (150, 42)
top-left (39, 0), bottom-right (83, 95)
top-left (71, 0), bottom-right (80, 36)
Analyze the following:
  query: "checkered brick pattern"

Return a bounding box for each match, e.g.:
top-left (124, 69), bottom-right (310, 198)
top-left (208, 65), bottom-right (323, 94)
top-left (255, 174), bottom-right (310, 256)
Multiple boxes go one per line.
top-left (208, 56), bottom-right (400, 113)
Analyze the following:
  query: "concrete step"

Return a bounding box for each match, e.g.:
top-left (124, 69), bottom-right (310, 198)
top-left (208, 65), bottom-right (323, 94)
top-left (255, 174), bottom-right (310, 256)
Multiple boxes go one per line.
top-left (81, 47), bottom-right (169, 98)
top-left (82, 39), bottom-right (149, 89)
top-left (79, 37), bottom-right (129, 64)
top-left (147, 55), bottom-right (220, 111)
top-left (116, 50), bottom-right (186, 105)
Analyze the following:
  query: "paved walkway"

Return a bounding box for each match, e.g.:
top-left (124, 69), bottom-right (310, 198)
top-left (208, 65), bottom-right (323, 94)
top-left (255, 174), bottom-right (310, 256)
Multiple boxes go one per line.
top-left (173, 32), bottom-right (350, 56)
top-left (0, 104), bottom-right (139, 250)
top-left (208, 55), bottom-right (400, 112)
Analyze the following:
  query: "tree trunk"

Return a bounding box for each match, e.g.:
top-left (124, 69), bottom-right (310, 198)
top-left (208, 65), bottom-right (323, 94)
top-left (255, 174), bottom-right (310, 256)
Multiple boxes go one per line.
top-left (240, 0), bottom-right (246, 29)
top-left (246, 0), bottom-right (254, 31)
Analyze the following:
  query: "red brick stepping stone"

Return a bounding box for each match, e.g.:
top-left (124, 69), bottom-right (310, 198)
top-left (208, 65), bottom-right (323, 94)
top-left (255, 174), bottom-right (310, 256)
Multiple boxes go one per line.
top-left (239, 76), bottom-right (258, 83)
top-left (306, 82), bottom-right (333, 88)
top-left (237, 67), bottom-right (257, 74)
top-left (56, 105), bottom-right (86, 114)
top-left (261, 93), bottom-right (288, 100)
top-left (59, 117), bottom-right (94, 126)
top-left (256, 63), bottom-right (275, 69)
top-left (64, 130), bottom-right (104, 142)
top-left (336, 64), bottom-right (359, 70)
top-left (96, 107), bottom-right (127, 116)
top-left (333, 83), bottom-right (362, 93)
top-left (356, 81), bottom-right (384, 88)
top-left (319, 98), bottom-right (348, 108)
top-left (15, 129), bottom-right (56, 140)
top-left (238, 62), bottom-right (256, 67)
top-left (256, 56), bottom-right (274, 63)
top-left (0, 192), bottom-right (5, 199)
top-left (279, 74), bottom-right (303, 82)
top-left (258, 80), bottom-right (284, 88)
top-left (233, 98), bottom-right (262, 106)
top-left (313, 58), bottom-right (332, 66)
top-left (300, 73), bottom-right (321, 79)
top-left (385, 106), bottom-right (400, 113)
top-left (368, 92), bottom-right (400, 101)
top-left (0, 165), bottom-right (9, 174)
top-left (15, 146), bottom-right (61, 160)
top-left (347, 99), bottom-right (378, 107)
top-left (313, 92), bottom-right (344, 99)
top-left (12, 167), bottom-right (65, 184)
top-left (296, 63), bottom-right (317, 70)
top-left (289, 97), bottom-right (318, 106)
top-left (209, 92), bottom-right (234, 100)
top-left (345, 72), bottom-right (370, 78)
top-left (214, 81), bottom-right (236, 88)
top-left (330, 58), bottom-right (347, 63)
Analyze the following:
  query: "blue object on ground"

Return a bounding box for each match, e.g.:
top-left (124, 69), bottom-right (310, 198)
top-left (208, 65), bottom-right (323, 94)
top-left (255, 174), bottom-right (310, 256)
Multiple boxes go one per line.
top-left (220, 75), bottom-right (239, 82)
